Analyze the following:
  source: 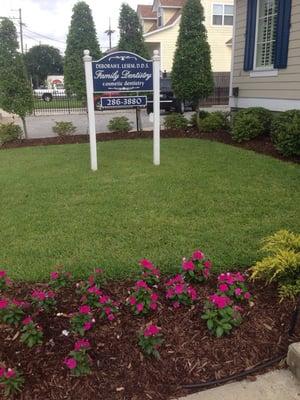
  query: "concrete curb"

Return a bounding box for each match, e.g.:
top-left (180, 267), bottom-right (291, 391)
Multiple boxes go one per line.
top-left (287, 342), bottom-right (300, 381)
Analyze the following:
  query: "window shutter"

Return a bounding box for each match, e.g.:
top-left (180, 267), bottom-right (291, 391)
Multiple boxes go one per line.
top-left (274, 0), bottom-right (292, 69)
top-left (244, 0), bottom-right (258, 71)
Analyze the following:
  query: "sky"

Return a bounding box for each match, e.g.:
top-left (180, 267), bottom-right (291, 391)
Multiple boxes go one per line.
top-left (0, 0), bottom-right (152, 54)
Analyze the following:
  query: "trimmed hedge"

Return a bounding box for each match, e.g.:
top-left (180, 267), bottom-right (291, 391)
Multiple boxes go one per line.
top-left (0, 123), bottom-right (22, 145)
top-left (271, 110), bottom-right (300, 156)
top-left (164, 113), bottom-right (189, 130)
top-left (231, 107), bottom-right (273, 142)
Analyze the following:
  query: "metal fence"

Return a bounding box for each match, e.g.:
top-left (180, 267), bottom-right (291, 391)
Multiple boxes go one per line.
top-left (199, 72), bottom-right (230, 106)
top-left (32, 93), bottom-right (86, 116)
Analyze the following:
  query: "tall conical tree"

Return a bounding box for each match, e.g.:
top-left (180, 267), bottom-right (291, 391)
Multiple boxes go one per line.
top-left (118, 3), bottom-right (149, 59)
top-left (64, 1), bottom-right (101, 99)
top-left (171, 0), bottom-right (214, 107)
top-left (0, 18), bottom-right (33, 138)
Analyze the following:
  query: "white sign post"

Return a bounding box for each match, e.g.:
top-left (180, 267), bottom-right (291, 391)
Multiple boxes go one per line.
top-left (83, 49), bottom-right (98, 171)
top-left (152, 50), bottom-right (160, 166)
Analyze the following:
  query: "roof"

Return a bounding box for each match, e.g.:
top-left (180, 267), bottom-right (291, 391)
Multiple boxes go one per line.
top-left (160, 0), bottom-right (185, 7)
top-left (137, 5), bottom-right (157, 19)
top-left (145, 7), bottom-right (182, 34)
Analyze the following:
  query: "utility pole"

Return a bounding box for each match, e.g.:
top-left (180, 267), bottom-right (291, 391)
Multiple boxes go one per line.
top-left (19, 8), bottom-right (24, 54)
top-left (105, 18), bottom-right (115, 51)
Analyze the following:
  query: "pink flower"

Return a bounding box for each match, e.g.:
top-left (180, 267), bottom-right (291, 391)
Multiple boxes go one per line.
top-left (0, 270), bottom-right (7, 278)
top-left (129, 296), bottom-right (136, 305)
top-left (135, 280), bottom-right (149, 290)
top-left (22, 316), bottom-right (33, 325)
top-left (150, 293), bottom-right (158, 302)
top-left (144, 324), bottom-right (160, 337)
top-left (99, 295), bottom-right (109, 304)
top-left (31, 290), bottom-right (46, 301)
top-left (203, 260), bottom-right (212, 269)
top-left (79, 305), bottom-right (91, 314)
top-left (174, 284), bottom-right (184, 295)
top-left (139, 259), bottom-right (155, 270)
top-left (210, 294), bottom-right (231, 309)
top-left (0, 299), bottom-right (9, 309)
top-left (5, 369), bottom-right (15, 379)
top-left (83, 321), bottom-right (92, 331)
top-left (47, 291), bottom-right (55, 298)
top-left (234, 272), bottom-right (245, 282)
top-left (244, 292), bottom-right (251, 300)
top-left (104, 307), bottom-right (111, 315)
top-left (95, 268), bottom-right (103, 274)
top-left (108, 314), bottom-right (115, 321)
top-left (187, 287), bottom-right (197, 300)
top-left (74, 339), bottom-right (90, 351)
top-left (234, 305), bottom-right (243, 312)
top-left (88, 275), bottom-right (95, 286)
top-left (150, 302), bottom-right (158, 310)
top-left (219, 284), bottom-right (229, 292)
top-left (173, 301), bottom-right (180, 309)
top-left (88, 286), bottom-right (102, 296)
top-left (64, 358), bottom-right (77, 369)
top-left (166, 289), bottom-right (174, 299)
top-left (192, 250), bottom-right (205, 260)
top-left (50, 271), bottom-right (59, 280)
top-left (136, 303), bottom-right (144, 313)
top-left (182, 261), bottom-right (195, 271)
top-left (235, 288), bottom-right (242, 296)
top-left (203, 268), bottom-right (210, 278)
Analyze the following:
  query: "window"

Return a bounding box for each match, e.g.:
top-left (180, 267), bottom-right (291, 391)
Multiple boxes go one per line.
top-left (212, 4), bottom-right (234, 26)
top-left (255, 0), bottom-right (278, 69)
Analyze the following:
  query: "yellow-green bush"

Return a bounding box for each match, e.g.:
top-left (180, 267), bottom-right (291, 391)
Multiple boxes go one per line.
top-left (250, 230), bottom-right (300, 300)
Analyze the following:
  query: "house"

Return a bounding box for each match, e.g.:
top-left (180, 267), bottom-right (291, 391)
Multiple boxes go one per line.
top-left (230, 0), bottom-right (300, 111)
top-left (137, 0), bottom-right (234, 73)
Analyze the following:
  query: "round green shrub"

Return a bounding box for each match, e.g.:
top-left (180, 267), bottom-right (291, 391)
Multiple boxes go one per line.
top-left (52, 121), bottom-right (76, 137)
top-left (271, 110), bottom-right (300, 156)
top-left (231, 107), bottom-right (273, 142)
top-left (0, 122), bottom-right (23, 145)
top-left (107, 116), bottom-right (133, 133)
top-left (164, 113), bottom-right (188, 130)
top-left (198, 111), bottom-right (230, 133)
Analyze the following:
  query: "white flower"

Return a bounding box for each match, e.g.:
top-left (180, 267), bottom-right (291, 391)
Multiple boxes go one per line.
top-left (56, 312), bottom-right (63, 317)
top-left (62, 330), bottom-right (69, 336)
top-left (92, 318), bottom-right (96, 323)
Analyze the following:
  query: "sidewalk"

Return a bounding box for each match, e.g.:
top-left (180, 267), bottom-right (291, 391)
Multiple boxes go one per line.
top-left (179, 370), bottom-right (300, 400)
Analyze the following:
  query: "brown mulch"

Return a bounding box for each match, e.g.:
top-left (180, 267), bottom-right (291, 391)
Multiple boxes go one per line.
top-left (1, 129), bottom-right (299, 164)
top-left (0, 279), bottom-right (299, 400)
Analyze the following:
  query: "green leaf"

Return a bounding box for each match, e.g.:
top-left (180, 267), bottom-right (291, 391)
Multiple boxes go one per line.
top-left (216, 326), bottom-right (224, 337)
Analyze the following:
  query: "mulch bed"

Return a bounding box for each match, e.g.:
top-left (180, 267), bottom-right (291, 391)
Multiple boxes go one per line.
top-left (1, 129), bottom-right (299, 164)
top-left (1, 278), bottom-right (299, 400)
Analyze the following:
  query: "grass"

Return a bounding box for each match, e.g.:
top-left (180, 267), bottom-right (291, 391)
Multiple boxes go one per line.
top-left (0, 139), bottom-right (299, 282)
top-left (34, 98), bottom-right (85, 110)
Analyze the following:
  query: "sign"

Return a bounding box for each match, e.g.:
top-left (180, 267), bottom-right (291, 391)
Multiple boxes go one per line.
top-left (100, 96), bottom-right (147, 109)
top-left (92, 51), bottom-right (153, 93)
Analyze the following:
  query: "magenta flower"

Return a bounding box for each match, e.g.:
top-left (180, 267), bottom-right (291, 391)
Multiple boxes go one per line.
top-left (187, 287), bottom-right (197, 300)
top-left (108, 314), bottom-right (115, 321)
top-left (31, 290), bottom-right (47, 301)
top-left (5, 369), bottom-right (15, 379)
top-left (22, 316), bottom-right (33, 325)
top-left (95, 268), bottom-right (103, 274)
top-left (150, 302), bottom-right (158, 310)
top-left (64, 358), bottom-right (77, 369)
top-left (99, 295), bottom-right (110, 304)
top-left (150, 293), bottom-right (159, 302)
top-left (104, 307), bottom-right (111, 315)
top-left (235, 288), bottom-right (242, 296)
top-left (219, 283), bottom-right (229, 292)
top-left (0, 270), bottom-right (7, 278)
top-left (234, 272), bottom-right (245, 282)
top-left (144, 324), bottom-right (160, 337)
top-left (174, 284), bottom-right (184, 295)
top-left (74, 339), bottom-right (90, 351)
top-left (244, 292), bottom-right (251, 300)
top-left (166, 289), bottom-right (174, 299)
top-left (135, 280), bottom-right (149, 289)
top-left (139, 259), bottom-right (155, 270)
top-left (192, 250), bottom-right (205, 260)
top-left (0, 299), bottom-right (9, 309)
top-left (88, 275), bottom-right (95, 286)
top-left (136, 303), bottom-right (144, 313)
top-left (129, 296), bottom-right (136, 305)
top-left (182, 260), bottom-right (195, 271)
top-left (88, 286), bottom-right (102, 296)
top-left (203, 260), bottom-right (212, 269)
top-left (210, 294), bottom-right (231, 309)
top-left (83, 321), bottom-right (92, 331)
top-left (50, 271), bottom-right (59, 280)
top-left (173, 301), bottom-right (180, 309)
top-left (79, 305), bottom-right (91, 314)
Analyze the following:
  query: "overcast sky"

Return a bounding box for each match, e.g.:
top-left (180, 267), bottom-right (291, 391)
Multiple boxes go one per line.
top-left (0, 0), bottom-right (152, 54)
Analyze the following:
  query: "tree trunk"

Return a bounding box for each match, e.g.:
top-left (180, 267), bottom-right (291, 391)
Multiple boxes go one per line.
top-left (21, 116), bottom-right (28, 139)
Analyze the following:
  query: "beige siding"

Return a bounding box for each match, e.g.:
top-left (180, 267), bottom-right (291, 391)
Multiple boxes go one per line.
top-left (232, 0), bottom-right (300, 102)
top-left (142, 20), bottom-right (156, 33)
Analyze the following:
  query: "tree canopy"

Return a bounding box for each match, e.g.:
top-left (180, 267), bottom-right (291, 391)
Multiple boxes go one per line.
top-left (64, 1), bottom-right (101, 98)
top-left (0, 18), bottom-right (33, 138)
top-left (118, 3), bottom-right (149, 59)
top-left (171, 0), bottom-right (214, 105)
top-left (25, 45), bottom-right (63, 88)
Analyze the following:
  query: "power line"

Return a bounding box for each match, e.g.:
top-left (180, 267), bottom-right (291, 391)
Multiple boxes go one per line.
top-left (23, 27), bottom-right (66, 44)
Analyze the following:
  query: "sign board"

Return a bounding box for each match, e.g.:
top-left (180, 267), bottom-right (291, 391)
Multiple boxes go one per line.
top-left (100, 96), bottom-right (147, 109)
top-left (92, 51), bottom-right (153, 93)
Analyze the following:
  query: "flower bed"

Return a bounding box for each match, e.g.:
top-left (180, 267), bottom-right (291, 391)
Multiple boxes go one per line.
top-left (0, 253), bottom-right (299, 400)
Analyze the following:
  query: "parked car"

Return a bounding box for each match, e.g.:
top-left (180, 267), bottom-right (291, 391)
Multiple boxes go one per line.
top-left (34, 83), bottom-right (66, 102)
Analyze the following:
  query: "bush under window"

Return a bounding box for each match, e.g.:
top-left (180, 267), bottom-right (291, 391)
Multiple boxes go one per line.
top-left (271, 110), bottom-right (300, 156)
top-left (231, 107), bottom-right (273, 142)
top-left (198, 111), bottom-right (230, 133)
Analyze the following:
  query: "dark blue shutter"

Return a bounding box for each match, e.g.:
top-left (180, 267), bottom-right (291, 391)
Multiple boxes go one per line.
top-left (244, 0), bottom-right (258, 71)
top-left (274, 0), bottom-right (292, 69)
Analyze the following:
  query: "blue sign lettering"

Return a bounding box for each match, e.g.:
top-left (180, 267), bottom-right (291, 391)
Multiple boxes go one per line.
top-left (92, 52), bottom-right (153, 93)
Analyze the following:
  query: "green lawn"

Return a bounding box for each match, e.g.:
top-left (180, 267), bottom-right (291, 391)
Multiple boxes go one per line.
top-left (34, 97), bottom-right (85, 110)
top-left (0, 139), bottom-right (299, 281)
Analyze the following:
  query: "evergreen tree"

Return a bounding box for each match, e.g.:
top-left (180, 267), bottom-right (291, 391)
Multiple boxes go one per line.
top-left (171, 0), bottom-right (214, 107)
top-left (64, 1), bottom-right (101, 99)
top-left (25, 45), bottom-right (63, 88)
top-left (118, 3), bottom-right (149, 59)
top-left (0, 18), bottom-right (33, 138)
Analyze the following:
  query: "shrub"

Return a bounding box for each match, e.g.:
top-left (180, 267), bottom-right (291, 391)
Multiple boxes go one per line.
top-left (201, 295), bottom-right (242, 337)
top-left (198, 111), bottom-right (230, 133)
top-left (165, 274), bottom-right (197, 308)
top-left (70, 306), bottom-right (95, 336)
top-left (52, 121), bottom-right (76, 137)
top-left (250, 230), bottom-right (300, 300)
top-left (64, 339), bottom-right (91, 376)
top-left (181, 249), bottom-right (212, 283)
top-left (217, 272), bottom-right (252, 302)
top-left (164, 113), bottom-right (188, 130)
top-left (50, 270), bottom-right (72, 290)
top-left (0, 123), bottom-right (22, 145)
top-left (107, 116), bottom-right (132, 133)
top-left (127, 280), bottom-right (159, 316)
top-left (139, 259), bottom-right (160, 286)
top-left (98, 294), bottom-right (119, 321)
top-left (0, 367), bottom-right (24, 397)
top-left (271, 110), bottom-right (300, 156)
top-left (138, 325), bottom-right (163, 359)
top-left (31, 290), bottom-right (56, 312)
top-left (231, 107), bottom-right (273, 142)
top-left (0, 300), bottom-right (25, 327)
top-left (20, 317), bottom-right (43, 348)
